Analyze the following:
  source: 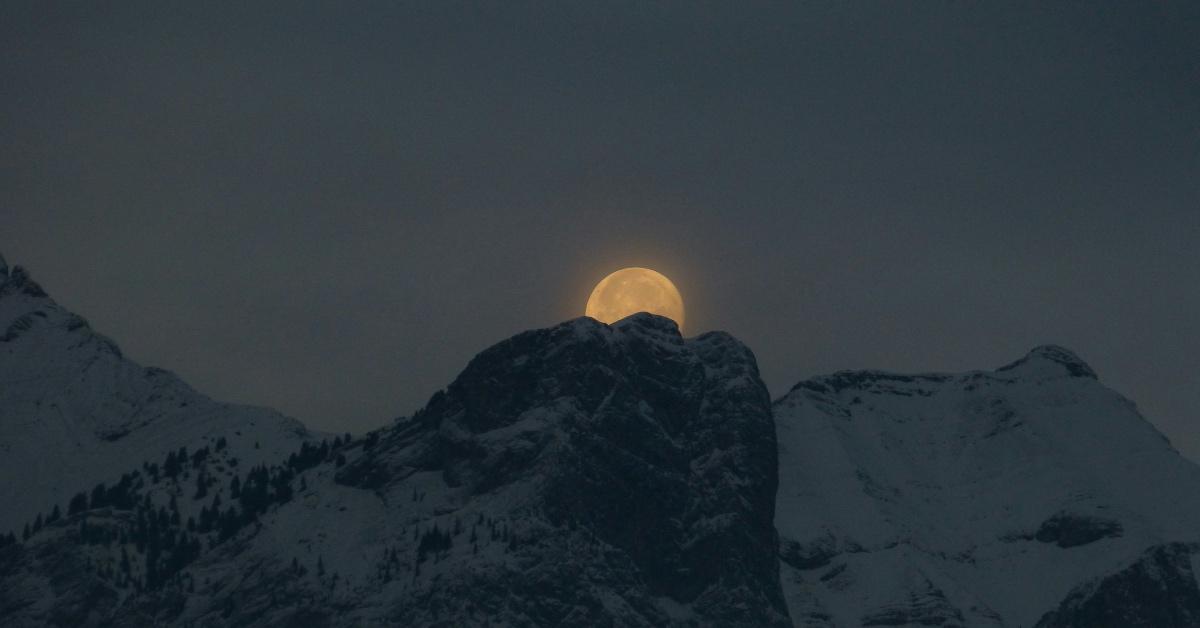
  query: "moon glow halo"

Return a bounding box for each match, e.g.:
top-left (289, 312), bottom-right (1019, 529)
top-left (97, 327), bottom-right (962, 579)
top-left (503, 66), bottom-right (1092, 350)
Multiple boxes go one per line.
top-left (585, 267), bottom-right (685, 330)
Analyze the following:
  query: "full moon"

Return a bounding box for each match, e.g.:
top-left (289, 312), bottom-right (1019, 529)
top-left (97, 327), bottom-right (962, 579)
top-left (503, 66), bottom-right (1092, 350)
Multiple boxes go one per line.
top-left (585, 267), bottom-right (685, 330)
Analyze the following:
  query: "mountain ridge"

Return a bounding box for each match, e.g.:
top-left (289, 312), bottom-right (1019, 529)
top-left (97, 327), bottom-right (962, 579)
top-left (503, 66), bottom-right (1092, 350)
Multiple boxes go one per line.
top-left (0, 309), bottom-right (789, 626)
top-left (3, 250), bottom-right (1200, 626)
top-left (775, 340), bottom-right (1200, 626)
top-left (0, 254), bottom-right (316, 535)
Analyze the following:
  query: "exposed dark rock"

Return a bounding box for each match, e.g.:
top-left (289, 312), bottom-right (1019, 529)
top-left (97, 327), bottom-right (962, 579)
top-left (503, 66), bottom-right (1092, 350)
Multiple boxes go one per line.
top-left (340, 314), bottom-right (789, 626)
top-left (0, 522), bottom-right (123, 627)
top-left (3, 266), bottom-right (48, 298)
top-left (1034, 513), bottom-right (1123, 548)
top-left (1036, 543), bottom-right (1200, 627)
top-left (859, 578), bottom-right (966, 627)
top-left (779, 533), bottom-right (856, 570)
top-left (793, 370), bottom-right (951, 395)
top-left (996, 345), bottom-right (1098, 379)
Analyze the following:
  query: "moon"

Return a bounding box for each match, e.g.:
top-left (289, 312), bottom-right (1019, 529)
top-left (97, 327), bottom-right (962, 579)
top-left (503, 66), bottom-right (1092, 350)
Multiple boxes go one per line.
top-left (585, 267), bottom-right (685, 330)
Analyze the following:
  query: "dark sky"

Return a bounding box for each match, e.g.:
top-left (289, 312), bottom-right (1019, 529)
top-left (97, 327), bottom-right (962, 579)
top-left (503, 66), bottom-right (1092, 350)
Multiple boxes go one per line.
top-left (3, 3), bottom-right (1198, 456)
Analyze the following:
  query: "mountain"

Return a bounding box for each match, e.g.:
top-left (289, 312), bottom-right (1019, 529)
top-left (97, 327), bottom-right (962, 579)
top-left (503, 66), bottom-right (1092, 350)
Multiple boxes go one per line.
top-left (775, 345), bottom-right (1200, 626)
top-left (5, 254), bottom-right (1200, 628)
top-left (0, 313), bottom-right (789, 627)
top-left (0, 253), bottom-right (314, 535)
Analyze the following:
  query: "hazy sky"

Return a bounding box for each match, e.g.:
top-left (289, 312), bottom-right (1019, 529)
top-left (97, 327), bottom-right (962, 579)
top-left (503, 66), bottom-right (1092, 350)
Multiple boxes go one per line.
top-left (3, 3), bottom-right (1198, 456)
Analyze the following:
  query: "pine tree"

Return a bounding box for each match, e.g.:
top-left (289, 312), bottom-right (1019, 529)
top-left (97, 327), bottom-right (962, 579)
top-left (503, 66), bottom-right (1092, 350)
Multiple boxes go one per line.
top-left (90, 483), bottom-right (107, 509)
top-left (164, 450), bottom-right (181, 479)
top-left (68, 491), bottom-right (88, 515)
top-left (194, 471), bottom-right (208, 500)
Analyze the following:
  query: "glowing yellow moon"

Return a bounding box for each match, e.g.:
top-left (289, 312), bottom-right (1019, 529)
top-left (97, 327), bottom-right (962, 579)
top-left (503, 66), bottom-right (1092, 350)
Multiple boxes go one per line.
top-left (585, 267), bottom-right (685, 330)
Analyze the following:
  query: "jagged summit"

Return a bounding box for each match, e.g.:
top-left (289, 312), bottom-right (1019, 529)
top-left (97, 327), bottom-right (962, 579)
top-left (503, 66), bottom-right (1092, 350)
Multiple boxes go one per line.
top-left (610, 310), bottom-right (682, 336)
top-left (997, 344), bottom-right (1098, 379)
top-left (0, 262), bottom-right (47, 299)
top-left (325, 313), bottom-right (786, 625)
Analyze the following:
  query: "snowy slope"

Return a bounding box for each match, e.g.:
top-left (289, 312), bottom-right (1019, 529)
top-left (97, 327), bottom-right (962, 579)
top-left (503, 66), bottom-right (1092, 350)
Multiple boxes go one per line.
top-left (0, 252), bottom-right (314, 535)
top-left (775, 345), bottom-right (1200, 627)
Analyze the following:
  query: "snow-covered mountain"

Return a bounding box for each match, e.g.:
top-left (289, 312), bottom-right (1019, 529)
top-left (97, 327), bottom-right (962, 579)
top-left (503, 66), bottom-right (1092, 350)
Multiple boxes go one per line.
top-left (5, 257), bottom-right (1200, 628)
top-left (0, 252), bottom-right (314, 535)
top-left (775, 345), bottom-right (1200, 627)
top-left (0, 313), bottom-right (788, 626)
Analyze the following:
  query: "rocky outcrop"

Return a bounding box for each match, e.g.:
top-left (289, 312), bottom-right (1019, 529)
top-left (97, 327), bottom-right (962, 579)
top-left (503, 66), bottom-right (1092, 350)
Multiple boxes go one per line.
top-left (1033, 512), bottom-right (1123, 548)
top-left (335, 313), bottom-right (788, 626)
top-left (1036, 543), bottom-right (1200, 627)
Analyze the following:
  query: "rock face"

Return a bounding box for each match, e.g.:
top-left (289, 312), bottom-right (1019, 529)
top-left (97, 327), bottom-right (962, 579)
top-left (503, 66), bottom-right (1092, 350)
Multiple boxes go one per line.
top-left (332, 313), bottom-right (787, 626)
top-left (0, 254), bottom-right (313, 534)
top-left (1035, 542), bottom-right (1200, 627)
top-left (0, 313), bottom-right (789, 627)
top-left (775, 345), bottom-right (1200, 627)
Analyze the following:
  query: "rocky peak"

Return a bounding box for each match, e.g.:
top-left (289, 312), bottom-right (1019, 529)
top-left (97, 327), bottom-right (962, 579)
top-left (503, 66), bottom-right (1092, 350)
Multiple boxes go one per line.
top-left (0, 251), bottom-right (7, 280)
top-left (0, 263), bottom-right (48, 299)
top-left (335, 314), bottom-right (788, 626)
top-left (611, 310), bottom-right (683, 340)
top-left (996, 344), bottom-right (1098, 380)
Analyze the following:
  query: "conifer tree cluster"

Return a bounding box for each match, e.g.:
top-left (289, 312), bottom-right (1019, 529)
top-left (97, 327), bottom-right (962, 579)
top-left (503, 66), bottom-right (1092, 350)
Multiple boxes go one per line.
top-left (12, 434), bottom-right (355, 593)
